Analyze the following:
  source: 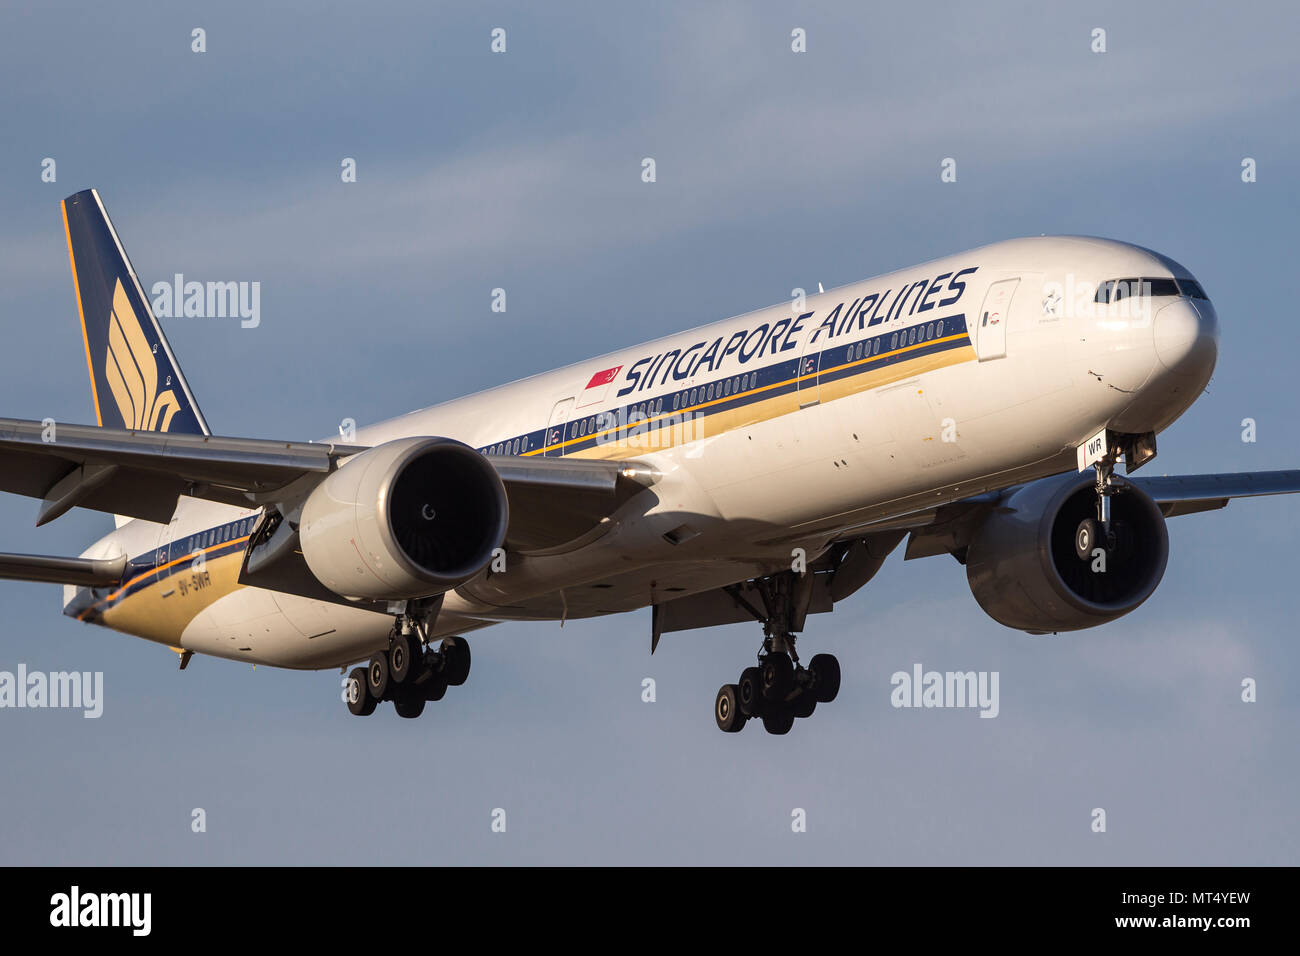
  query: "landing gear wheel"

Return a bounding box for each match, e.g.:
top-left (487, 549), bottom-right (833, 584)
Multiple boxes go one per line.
top-left (1075, 517), bottom-right (1101, 561)
top-left (393, 688), bottom-right (426, 718)
top-left (762, 707), bottom-right (795, 735)
top-left (715, 684), bottom-right (746, 733)
top-left (422, 670), bottom-right (448, 702)
top-left (790, 689), bottom-right (817, 719)
top-left (809, 653), bottom-right (841, 704)
top-left (1108, 519), bottom-right (1134, 559)
top-left (738, 667), bottom-right (763, 716)
top-left (389, 632), bottom-right (420, 684)
top-left (760, 654), bottom-right (794, 702)
top-left (345, 667), bottom-right (376, 716)
top-left (366, 653), bottom-right (390, 701)
top-left (441, 639), bottom-right (471, 686)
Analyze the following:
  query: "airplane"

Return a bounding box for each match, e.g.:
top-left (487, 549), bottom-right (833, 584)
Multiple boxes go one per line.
top-left (1, 188), bottom-right (1297, 735)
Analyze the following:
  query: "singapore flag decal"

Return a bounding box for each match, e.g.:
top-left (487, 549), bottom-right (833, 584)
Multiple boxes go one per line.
top-left (577, 364), bottom-right (622, 407)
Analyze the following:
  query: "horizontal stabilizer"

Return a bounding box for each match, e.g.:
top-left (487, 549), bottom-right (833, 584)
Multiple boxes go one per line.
top-left (0, 551), bottom-right (126, 587)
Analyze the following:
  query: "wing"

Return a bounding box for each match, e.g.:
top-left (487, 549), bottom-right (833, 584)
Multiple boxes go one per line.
top-left (0, 416), bottom-right (656, 548)
top-left (0, 416), bottom-right (363, 523)
top-left (1127, 469), bottom-right (1300, 517)
top-left (890, 469), bottom-right (1300, 559)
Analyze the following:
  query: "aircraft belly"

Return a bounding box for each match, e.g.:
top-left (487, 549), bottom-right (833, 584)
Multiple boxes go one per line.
top-left (181, 588), bottom-right (391, 670)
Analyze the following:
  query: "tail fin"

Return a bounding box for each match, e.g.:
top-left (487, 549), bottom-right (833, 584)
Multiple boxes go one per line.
top-left (61, 188), bottom-right (209, 436)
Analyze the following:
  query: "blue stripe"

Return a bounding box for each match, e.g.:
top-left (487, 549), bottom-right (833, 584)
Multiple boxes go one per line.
top-left (476, 314), bottom-right (971, 459)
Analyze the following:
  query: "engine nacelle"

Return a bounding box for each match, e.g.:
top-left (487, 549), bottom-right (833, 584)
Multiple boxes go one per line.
top-left (299, 437), bottom-right (509, 601)
top-left (965, 471), bottom-right (1168, 633)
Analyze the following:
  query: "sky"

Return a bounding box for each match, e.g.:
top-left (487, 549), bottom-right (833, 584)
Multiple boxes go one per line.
top-left (0, 0), bottom-right (1297, 864)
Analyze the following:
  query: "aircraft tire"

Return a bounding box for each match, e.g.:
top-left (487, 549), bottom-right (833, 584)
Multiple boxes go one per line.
top-left (762, 707), bottom-right (795, 735)
top-left (738, 667), bottom-right (763, 716)
top-left (715, 684), bottom-right (746, 733)
top-left (345, 667), bottom-right (376, 716)
top-left (393, 688), bottom-right (426, 719)
top-left (441, 638), bottom-right (471, 686)
top-left (761, 654), bottom-right (793, 701)
top-left (367, 653), bottom-right (390, 701)
top-left (388, 632), bottom-right (419, 684)
top-left (810, 653), bottom-right (841, 704)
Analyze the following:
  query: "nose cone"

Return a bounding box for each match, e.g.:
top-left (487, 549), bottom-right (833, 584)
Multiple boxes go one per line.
top-left (1154, 298), bottom-right (1218, 381)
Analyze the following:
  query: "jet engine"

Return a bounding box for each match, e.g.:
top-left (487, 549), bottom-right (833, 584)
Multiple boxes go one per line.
top-left (965, 471), bottom-right (1168, 633)
top-left (299, 437), bottom-right (508, 601)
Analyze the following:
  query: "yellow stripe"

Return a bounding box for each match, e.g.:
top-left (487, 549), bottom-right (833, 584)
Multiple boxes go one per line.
top-left (81, 534), bottom-right (251, 616)
top-left (529, 330), bottom-right (972, 457)
top-left (62, 200), bottom-right (103, 427)
top-left (569, 343), bottom-right (976, 461)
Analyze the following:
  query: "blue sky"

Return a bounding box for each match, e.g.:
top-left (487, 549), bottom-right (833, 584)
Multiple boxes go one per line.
top-left (0, 0), bottom-right (1297, 863)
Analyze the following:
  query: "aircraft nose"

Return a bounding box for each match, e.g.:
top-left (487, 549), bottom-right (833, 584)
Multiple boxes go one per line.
top-left (1154, 298), bottom-right (1218, 378)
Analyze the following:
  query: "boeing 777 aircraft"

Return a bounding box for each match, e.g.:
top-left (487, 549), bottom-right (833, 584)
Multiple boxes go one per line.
top-left (2, 189), bottom-right (1296, 735)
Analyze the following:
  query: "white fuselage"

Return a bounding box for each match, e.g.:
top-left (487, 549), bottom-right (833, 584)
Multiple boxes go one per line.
top-left (69, 236), bottom-right (1219, 669)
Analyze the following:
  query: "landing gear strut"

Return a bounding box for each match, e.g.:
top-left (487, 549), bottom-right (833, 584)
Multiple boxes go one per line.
top-left (713, 571), bottom-right (841, 735)
top-left (1074, 453), bottom-right (1135, 563)
top-left (342, 596), bottom-right (473, 719)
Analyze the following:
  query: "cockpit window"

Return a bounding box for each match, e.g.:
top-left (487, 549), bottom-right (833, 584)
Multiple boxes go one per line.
top-left (1175, 277), bottom-right (1208, 299)
top-left (1094, 277), bottom-right (1182, 303)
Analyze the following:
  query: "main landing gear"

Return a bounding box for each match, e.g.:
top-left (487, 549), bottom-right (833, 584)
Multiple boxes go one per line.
top-left (713, 571), bottom-right (841, 735)
top-left (343, 599), bottom-right (471, 718)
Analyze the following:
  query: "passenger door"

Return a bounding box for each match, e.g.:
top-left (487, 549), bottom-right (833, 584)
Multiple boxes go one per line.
top-left (544, 397), bottom-right (574, 457)
top-left (796, 330), bottom-right (822, 408)
top-left (974, 278), bottom-right (1019, 361)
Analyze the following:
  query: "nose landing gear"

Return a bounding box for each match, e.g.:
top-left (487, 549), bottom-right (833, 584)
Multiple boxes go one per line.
top-left (1074, 429), bottom-right (1158, 564)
